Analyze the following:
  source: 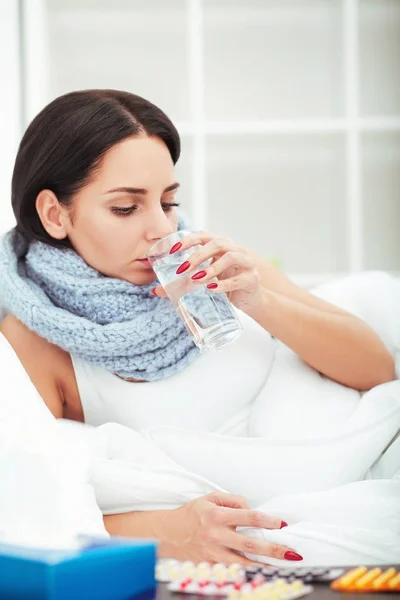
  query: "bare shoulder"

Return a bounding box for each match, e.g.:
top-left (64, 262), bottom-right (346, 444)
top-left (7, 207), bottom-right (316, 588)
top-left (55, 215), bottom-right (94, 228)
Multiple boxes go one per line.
top-left (0, 314), bottom-right (83, 420)
top-left (0, 314), bottom-right (69, 375)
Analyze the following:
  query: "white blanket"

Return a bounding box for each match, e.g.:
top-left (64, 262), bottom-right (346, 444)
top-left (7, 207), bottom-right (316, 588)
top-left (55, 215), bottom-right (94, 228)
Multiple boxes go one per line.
top-left (1, 271), bottom-right (400, 564)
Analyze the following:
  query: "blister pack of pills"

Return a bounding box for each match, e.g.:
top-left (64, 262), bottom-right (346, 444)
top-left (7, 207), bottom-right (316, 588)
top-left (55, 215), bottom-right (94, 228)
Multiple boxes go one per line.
top-left (244, 566), bottom-right (345, 584)
top-left (156, 559), bottom-right (243, 585)
top-left (157, 560), bottom-right (314, 598)
top-left (331, 566), bottom-right (400, 592)
top-left (156, 559), bottom-right (344, 587)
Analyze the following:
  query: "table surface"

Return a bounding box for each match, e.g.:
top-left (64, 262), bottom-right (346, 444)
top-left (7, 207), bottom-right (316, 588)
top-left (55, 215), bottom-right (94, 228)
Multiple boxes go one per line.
top-left (135, 574), bottom-right (399, 600)
top-left (155, 582), bottom-right (389, 600)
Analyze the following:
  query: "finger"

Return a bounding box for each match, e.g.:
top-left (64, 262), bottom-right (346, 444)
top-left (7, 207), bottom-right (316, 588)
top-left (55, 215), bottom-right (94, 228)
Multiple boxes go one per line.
top-left (192, 252), bottom-right (252, 283)
top-left (183, 240), bottom-right (240, 274)
top-left (219, 508), bottom-right (284, 530)
top-left (215, 549), bottom-right (266, 567)
top-left (170, 231), bottom-right (215, 254)
top-left (207, 491), bottom-right (250, 510)
top-left (150, 286), bottom-right (167, 297)
top-left (205, 271), bottom-right (258, 294)
top-left (223, 530), bottom-right (296, 561)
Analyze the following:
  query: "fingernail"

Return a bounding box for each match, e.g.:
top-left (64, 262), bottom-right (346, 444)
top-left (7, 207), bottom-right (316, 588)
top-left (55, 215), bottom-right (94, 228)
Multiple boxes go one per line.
top-left (149, 288), bottom-right (157, 296)
top-left (207, 283), bottom-right (218, 289)
top-left (280, 521), bottom-right (288, 528)
top-left (170, 242), bottom-right (182, 254)
top-left (284, 551), bottom-right (303, 561)
top-left (192, 270), bottom-right (207, 281)
top-left (176, 261), bottom-right (191, 275)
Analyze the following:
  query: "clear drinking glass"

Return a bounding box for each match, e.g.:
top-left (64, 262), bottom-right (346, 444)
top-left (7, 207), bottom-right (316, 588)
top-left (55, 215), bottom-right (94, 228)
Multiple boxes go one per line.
top-left (147, 230), bottom-right (243, 352)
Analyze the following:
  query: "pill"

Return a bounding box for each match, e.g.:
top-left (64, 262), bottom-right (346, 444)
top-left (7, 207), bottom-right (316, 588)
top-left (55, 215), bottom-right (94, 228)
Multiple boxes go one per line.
top-left (371, 568), bottom-right (397, 589)
top-left (387, 573), bottom-right (400, 590)
top-left (354, 567), bottom-right (382, 589)
top-left (262, 568), bottom-right (278, 577)
top-left (247, 566), bottom-right (262, 573)
top-left (267, 592), bottom-right (282, 600)
top-left (255, 586), bottom-right (268, 595)
top-left (169, 567), bottom-right (182, 581)
top-left (180, 577), bottom-right (192, 590)
top-left (278, 569), bottom-right (294, 577)
top-left (228, 563), bottom-right (243, 578)
top-left (291, 580), bottom-right (304, 591)
top-left (309, 568), bottom-right (327, 577)
top-left (291, 568), bottom-right (308, 577)
top-left (331, 566), bottom-right (368, 589)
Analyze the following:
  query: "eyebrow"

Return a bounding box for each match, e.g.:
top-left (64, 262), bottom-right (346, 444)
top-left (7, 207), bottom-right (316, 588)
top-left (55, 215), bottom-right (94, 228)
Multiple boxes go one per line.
top-left (104, 182), bottom-right (180, 196)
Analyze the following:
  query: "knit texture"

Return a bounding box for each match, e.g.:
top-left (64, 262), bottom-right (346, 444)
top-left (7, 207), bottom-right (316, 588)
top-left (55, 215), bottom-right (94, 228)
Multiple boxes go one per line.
top-left (0, 222), bottom-right (200, 381)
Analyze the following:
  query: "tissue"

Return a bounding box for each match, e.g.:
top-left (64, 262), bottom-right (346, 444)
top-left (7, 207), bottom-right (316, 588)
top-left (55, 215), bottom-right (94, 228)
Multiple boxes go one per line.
top-left (0, 333), bottom-right (107, 549)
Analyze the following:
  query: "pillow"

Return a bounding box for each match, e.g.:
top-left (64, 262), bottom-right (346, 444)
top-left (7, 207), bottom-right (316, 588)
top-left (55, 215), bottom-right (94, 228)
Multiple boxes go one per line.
top-left (312, 271), bottom-right (400, 378)
top-left (145, 381), bottom-right (400, 506)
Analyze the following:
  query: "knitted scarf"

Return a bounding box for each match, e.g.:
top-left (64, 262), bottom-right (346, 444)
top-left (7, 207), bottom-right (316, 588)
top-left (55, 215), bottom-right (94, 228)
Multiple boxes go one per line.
top-left (0, 223), bottom-right (200, 382)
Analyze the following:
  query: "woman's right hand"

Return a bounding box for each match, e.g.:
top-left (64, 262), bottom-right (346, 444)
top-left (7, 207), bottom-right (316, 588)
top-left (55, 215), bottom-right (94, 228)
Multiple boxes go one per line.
top-left (160, 492), bottom-right (302, 565)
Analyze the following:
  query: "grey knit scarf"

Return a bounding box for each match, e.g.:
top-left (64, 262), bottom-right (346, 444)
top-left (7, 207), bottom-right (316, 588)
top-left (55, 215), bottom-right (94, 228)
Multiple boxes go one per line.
top-left (0, 222), bottom-right (200, 381)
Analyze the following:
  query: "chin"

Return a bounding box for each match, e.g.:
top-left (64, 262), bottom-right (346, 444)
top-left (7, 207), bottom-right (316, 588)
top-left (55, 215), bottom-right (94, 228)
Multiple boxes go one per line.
top-left (125, 271), bottom-right (157, 286)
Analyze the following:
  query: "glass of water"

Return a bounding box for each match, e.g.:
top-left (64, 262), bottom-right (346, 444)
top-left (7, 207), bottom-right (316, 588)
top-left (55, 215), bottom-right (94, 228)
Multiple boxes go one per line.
top-left (147, 230), bottom-right (243, 352)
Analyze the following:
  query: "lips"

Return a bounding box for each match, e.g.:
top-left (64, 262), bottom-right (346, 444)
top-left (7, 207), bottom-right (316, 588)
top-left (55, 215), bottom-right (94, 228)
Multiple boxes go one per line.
top-left (137, 252), bottom-right (166, 264)
top-left (136, 258), bottom-right (153, 269)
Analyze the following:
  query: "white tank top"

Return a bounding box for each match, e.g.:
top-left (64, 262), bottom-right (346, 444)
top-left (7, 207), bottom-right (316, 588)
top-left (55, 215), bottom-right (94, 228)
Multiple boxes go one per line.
top-left (71, 312), bottom-right (276, 435)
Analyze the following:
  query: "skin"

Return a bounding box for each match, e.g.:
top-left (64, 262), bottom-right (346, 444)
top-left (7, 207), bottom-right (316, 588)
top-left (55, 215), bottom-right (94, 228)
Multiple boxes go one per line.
top-left (36, 134), bottom-right (180, 286)
top-left (153, 232), bottom-right (395, 390)
top-left (1, 133), bottom-right (395, 564)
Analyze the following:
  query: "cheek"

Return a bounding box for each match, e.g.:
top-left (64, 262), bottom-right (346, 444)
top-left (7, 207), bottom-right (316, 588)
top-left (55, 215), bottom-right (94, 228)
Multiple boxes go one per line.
top-left (70, 210), bottom-right (137, 271)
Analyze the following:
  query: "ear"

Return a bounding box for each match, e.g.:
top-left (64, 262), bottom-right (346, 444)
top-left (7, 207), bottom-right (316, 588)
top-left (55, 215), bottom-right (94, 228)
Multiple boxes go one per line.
top-left (35, 189), bottom-right (69, 240)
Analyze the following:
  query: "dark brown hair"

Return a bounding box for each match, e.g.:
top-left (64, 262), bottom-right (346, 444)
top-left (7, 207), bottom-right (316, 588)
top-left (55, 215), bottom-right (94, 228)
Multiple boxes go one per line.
top-left (11, 89), bottom-right (181, 247)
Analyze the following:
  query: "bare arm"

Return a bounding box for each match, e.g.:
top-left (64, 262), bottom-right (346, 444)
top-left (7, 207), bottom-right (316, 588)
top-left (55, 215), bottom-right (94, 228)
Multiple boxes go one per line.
top-left (252, 253), bottom-right (365, 316)
top-left (247, 259), bottom-right (395, 390)
top-left (104, 509), bottom-right (198, 560)
top-left (154, 237), bottom-right (395, 391)
top-left (0, 314), bottom-right (84, 421)
top-left (104, 510), bottom-right (175, 556)
top-left (103, 492), bottom-right (302, 564)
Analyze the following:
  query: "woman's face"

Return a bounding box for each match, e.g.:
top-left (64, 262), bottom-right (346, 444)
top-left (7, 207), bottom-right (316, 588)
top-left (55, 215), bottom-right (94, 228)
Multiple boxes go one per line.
top-left (63, 135), bottom-right (180, 285)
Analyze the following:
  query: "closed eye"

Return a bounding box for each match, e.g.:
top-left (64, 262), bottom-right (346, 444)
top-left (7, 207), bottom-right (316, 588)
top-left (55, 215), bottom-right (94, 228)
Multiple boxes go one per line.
top-left (162, 202), bottom-right (180, 213)
top-left (111, 205), bottom-right (138, 217)
top-left (111, 202), bottom-right (180, 218)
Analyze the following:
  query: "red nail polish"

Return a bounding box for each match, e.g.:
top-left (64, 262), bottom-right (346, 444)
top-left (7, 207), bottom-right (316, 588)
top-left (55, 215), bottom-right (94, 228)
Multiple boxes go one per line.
top-left (280, 521), bottom-right (288, 528)
top-left (170, 242), bottom-right (182, 254)
top-left (207, 283), bottom-right (218, 289)
top-left (176, 261), bottom-right (190, 275)
top-left (284, 551), bottom-right (303, 561)
top-left (191, 270), bottom-right (207, 281)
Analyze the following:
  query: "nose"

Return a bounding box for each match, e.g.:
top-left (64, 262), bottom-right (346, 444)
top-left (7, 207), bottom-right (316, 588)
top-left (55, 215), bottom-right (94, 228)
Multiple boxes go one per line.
top-left (144, 206), bottom-right (175, 243)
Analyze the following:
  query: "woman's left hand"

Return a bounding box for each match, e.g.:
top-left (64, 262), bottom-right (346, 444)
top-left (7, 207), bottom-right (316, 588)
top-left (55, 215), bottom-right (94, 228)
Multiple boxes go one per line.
top-left (150, 232), bottom-right (264, 313)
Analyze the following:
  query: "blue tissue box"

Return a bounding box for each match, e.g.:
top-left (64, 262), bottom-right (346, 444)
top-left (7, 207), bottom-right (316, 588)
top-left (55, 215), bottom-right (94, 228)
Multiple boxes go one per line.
top-left (0, 536), bottom-right (157, 600)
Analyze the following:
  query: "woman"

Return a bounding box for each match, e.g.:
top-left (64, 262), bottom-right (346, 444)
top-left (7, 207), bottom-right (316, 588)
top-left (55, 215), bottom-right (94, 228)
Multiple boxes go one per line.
top-left (0, 89), bottom-right (394, 565)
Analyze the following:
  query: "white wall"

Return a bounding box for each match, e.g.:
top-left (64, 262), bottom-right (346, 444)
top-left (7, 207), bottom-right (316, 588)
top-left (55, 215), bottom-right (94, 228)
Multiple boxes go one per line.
top-left (0, 0), bottom-right (20, 236)
top-left (2, 0), bottom-right (399, 285)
